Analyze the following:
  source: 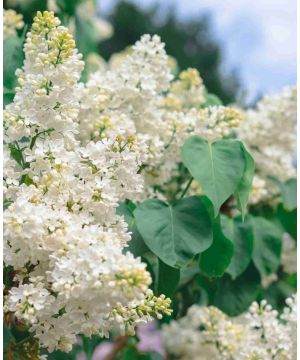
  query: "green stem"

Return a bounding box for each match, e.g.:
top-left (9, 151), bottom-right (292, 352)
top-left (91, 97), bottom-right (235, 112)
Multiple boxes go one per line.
top-left (11, 334), bottom-right (35, 349)
top-left (179, 177), bottom-right (193, 200)
top-left (164, 126), bottom-right (176, 150)
top-left (82, 336), bottom-right (93, 360)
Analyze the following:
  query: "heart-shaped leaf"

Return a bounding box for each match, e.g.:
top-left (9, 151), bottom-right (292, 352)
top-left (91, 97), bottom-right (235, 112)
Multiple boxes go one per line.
top-left (134, 196), bottom-right (213, 267)
top-left (182, 136), bottom-right (245, 216)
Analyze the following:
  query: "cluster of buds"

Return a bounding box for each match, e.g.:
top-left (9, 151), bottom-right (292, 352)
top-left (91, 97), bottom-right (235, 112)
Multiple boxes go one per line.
top-left (109, 290), bottom-right (172, 336)
top-left (164, 68), bottom-right (205, 110)
top-left (209, 106), bottom-right (243, 137)
top-left (31, 10), bottom-right (60, 36)
top-left (114, 268), bottom-right (152, 295)
top-left (48, 31), bottom-right (76, 65)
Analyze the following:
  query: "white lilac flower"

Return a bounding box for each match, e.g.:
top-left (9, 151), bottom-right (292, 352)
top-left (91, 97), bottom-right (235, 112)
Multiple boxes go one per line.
top-left (281, 233), bottom-right (297, 274)
top-left (238, 87), bottom-right (297, 205)
top-left (281, 295), bottom-right (297, 359)
top-left (4, 11), bottom-right (171, 353)
top-left (3, 9), bottom-right (24, 39)
top-left (162, 297), bottom-right (297, 360)
top-left (240, 299), bottom-right (293, 359)
top-left (248, 175), bottom-right (269, 205)
top-left (163, 305), bottom-right (244, 360)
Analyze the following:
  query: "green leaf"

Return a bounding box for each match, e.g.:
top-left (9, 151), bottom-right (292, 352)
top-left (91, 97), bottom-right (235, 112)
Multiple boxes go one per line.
top-left (148, 353), bottom-right (165, 360)
top-left (3, 91), bottom-right (15, 108)
top-left (280, 178), bottom-right (297, 211)
top-left (221, 215), bottom-right (253, 279)
top-left (117, 201), bottom-right (148, 257)
top-left (140, 254), bottom-right (180, 297)
top-left (81, 335), bottom-right (93, 360)
top-left (277, 204), bottom-right (296, 239)
top-left (75, 15), bottom-right (99, 57)
top-left (9, 143), bottom-right (25, 168)
top-left (142, 253), bottom-right (159, 293)
top-left (195, 274), bottom-right (218, 305)
top-left (234, 144), bottom-right (255, 219)
top-left (4, 36), bottom-right (25, 92)
top-left (179, 262), bottom-right (200, 287)
top-left (199, 217), bottom-right (234, 277)
top-left (4, 200), bottom-right (13, 210)
top-left (4, 266), bottom-right (14, 288)
top-left (262, 279), bottom-right (295, 309)
top-left (4, 323), bottom-right (15, 351)
top-left (182, 136), bottom-right (245, 216)
top-left (44, 345), bottom-right (82, 360)
top-left (156, 259), bottom-right (180, 297)
top-left (19, 0), bottom-right (47, 23)
top-left (201, 92), bottom-right (223, 107)
top-left (56, 0), bottom-right (84, 16)
top-left (21, 174), bottom-right (34, 186)
top-left (251, 216), bottom-right (283, 277)
top-left (120, 347), bottom-right (139, 360)
top-left (134, 196), bottom-right (213, 267)
top-left (214, 263), bottom-right (261, 316)
top-left (286, 273), bottom-right (297, 289)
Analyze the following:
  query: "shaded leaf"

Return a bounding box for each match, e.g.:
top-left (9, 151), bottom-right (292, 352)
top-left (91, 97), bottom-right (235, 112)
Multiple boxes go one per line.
top-left (4, 36), bottom-right (24, 92)
top-left (235, 144), bottom-right (255, 219)
top-left (195, 274), bottom-right (218, 305)
top-left (251, 216), bottom-right (283, 277)
top-left (277, 204), bottom-right (297, 240)
top-left (179, 262), bottom-right (200, 287)
top-left (199, 217), bottom-right (233, 277)
top-left (221, 215), bottom-right (253, 279)
top-left (56, 0), bottom-right (83, 16)
top-left (262, 279), bottom-right (295, 310)
top-left (214, 263), bottom-right (261, 316)
top-left (156, 259), bottom-right (180, 297)
top-left (3, 324), bottom-right (15, 351)
top-left (280, 178), bottom-right (297, 211)
top-left (75, 14), bottom-right (99, 57)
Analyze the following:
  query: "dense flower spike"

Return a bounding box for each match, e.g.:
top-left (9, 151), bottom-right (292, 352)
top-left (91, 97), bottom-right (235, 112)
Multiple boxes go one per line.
top-left (4, 11), bottom-right (171, 353)
top-left (238, 87), bottom-right (297, 205)
top-left (4, 10), bottom-right (84, 142)
top-left (162, 295), bottom-right (297, 360)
